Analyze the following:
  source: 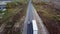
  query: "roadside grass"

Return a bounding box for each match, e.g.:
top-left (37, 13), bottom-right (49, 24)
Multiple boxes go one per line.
top-left (33, 2), bottom-right (60, 34)
top-left (0, 1), bottom-right (27, 34)
top-left (33, 2), bottom-right (60, 22)
top-left (0, 2), bottom-right (24, 23)
top-left (0, 8), bottom-right (22, 22)
top-left (5, 4), bottom-right (27, 34)
top-left (0, 0), bottom-right (28, 25)
top-left (0, 10), bottom-right (3, 13)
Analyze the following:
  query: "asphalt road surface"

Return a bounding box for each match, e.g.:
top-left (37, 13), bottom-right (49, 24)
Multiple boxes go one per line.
top-left (23, 0), bottom-right (49, 34)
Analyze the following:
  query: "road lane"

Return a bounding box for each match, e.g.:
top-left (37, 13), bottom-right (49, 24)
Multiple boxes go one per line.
top-left (23, 0), bottom-right (49, 34)
top-left (23, 1), bottom-right (33, 34)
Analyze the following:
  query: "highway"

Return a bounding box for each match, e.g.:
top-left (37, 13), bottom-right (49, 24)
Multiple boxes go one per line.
top-left (23, 0), bottom-right (49, 34)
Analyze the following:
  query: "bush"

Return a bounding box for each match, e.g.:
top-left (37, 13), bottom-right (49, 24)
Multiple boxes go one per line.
top-left (0, 10), bottom-right (3, 13)
top-left (6, 2), bottom-right (18, 9)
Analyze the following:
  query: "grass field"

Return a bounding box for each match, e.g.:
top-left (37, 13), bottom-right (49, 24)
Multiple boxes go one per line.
top-left (33, 2), bottom-right (60, 34)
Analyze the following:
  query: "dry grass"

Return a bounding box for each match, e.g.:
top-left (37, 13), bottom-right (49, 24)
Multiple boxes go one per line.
top-left (33, 2), bottom-right (60, 21)
top-left (33, 2), bottom-right (60, 34)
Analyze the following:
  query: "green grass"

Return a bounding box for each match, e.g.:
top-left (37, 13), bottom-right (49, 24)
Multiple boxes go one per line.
top-left (0, 10), bottom-right (3, 13)
top-left (0, 10), bottom-right (7, 13)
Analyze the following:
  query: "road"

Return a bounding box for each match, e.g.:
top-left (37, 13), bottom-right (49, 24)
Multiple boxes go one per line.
top-left (23, 0), bottom-right (49, 34)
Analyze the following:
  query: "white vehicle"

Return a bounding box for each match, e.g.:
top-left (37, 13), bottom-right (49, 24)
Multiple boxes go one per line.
top-left (32, 20), bottom-right (38, 34)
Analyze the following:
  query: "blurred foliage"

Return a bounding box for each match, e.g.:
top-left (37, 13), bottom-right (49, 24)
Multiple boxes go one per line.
top-left (53, 15), bottom-right (60, 21)
top-left (0, 10), bottom-right (3, 13)
top-left (33, 2), bottom-right (60, 22)
top-left (6, 2), bottom-right (18, 9)
top-left (6, 0), bottom-right (28, 9)
top-left (19, 0), bottom-right (28, 3)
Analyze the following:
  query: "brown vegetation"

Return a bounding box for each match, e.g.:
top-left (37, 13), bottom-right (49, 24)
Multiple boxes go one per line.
top-left (33, 2), bottom-right (60, 34)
